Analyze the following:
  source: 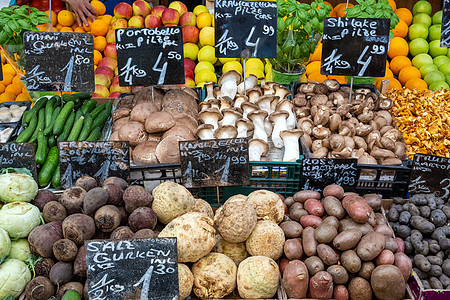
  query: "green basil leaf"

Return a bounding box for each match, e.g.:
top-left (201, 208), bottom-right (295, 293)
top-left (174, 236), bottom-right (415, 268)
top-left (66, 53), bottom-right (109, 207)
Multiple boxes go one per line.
top-left (0, 31), bottom-right (9, 45)
top-left (18, 19), bottom-right (32, 30)
top-left (8, 19), bottom-right (20, 32)
top-left (37, 17), bottom-right (51, 24)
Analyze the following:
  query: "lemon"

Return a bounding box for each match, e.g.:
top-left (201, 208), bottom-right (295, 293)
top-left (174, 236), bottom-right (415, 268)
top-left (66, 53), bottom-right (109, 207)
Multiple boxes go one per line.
top-left (197, 45), bottom-right (217, 64)
top-left (194, 61), bottom-right (215, 74)
top-left (183, 43), bottom-right (199, 61)
top-left (211, 13), bottom-right (214, 27)
top-left (195, 69), bottom-right (217, 85)
top-left (222, 61), bottom-right (243, 75)
top-left (199, 27), bottom-right (214, 47)
top-left (219, 57), bottom-right (239, 64)
top-left (264, 61), bottom-right (272, 74)
top-left (193, 5), bottom-right (209, 16)
top-left (245, 68), bottom-right (264, 79)
top-left (244, 58), bottom-right (265, 71)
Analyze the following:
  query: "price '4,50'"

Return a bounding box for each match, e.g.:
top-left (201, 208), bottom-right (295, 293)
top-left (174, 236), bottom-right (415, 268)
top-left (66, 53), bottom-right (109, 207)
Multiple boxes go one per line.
top-left (153, 51), bottom-right (181, 85)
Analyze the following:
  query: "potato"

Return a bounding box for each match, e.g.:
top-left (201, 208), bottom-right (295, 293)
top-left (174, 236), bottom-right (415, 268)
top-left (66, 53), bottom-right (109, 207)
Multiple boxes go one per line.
top-left (83, 187), bottom-right (109, 215)
top-left (317, 244), bottom-right (339, 265)
top-left (53, 239), bottom-right (78, 262)
top-left (333, 228), bottom-right (362, 251)
top-left (309, 271), bottom-right (333, 299)
top-left (348, 277), bottom-right (372, 300)
top-left (74, 245), bottom-right (87, 277)
top-left (280, 258), bottom-right (289, 275)
top-left (322, 196), bottom-right (346, 219)
top-left (323, 184), bottom-right (345, 199)
top-left (300, 215), bottom-right (322, 228)
top-left (375, 212), bottom-right (387, 225)
top-left (284, 238), bottom-right (303, 260)
top-left (282, 260), bottom-right (309, 298)
top-left (62, 214), bottom-right (96, 245)
top-left (128, 207), bottom-right (158, 232)
top-left (302, 226), bottom-right (318, 256)
top-left (396, 238), bottom-right (405, 253)
top-left (280, 221), bottom-right (303, 238)
top-left (328, 265), bottom-right (349, 284)
top-left (28, 221), bottom-right (63, 257)
top-left (333, 285), bottom-right (349, 300)
top-left (341, 250), bottom-right (361, 273)
top-left (385, 237), bottom-right (399, 253)
top-left (304, 256), bottom-right (324, 276)
top-left (414, 254), bottom-right (431, 272)
top-left (284, 197), bottom-right (294, 208)
top-left (356, 232), bottom-right (386, 261)
top-left (371, 265), bottom-right (406, 300)
top-left (375, 224), bottom-right (394, 237)
top-left (123, 185), bottom-right (153, 214)
top-left (304, 199), bottom-right (325, 216)
top-left (394, 252), bottom-right (412, 282)
top-left (60, 186), bottom-right (86, 214)
top-left (375, 249), bottom-right (395, 266)
top-left (49, 261), bottom-right (73, 285)
top-left (322, 216), bottom-right (340, 229)
top-left (363, 194), bottom-right (382, 211)
top-left (43, 201), bottom-right (67, 222)
top-left (315, 224), bottom-right (338, 244)
top-left (75, 176), bottom-right (97, 192)
top-left (339, 218), bottom-right (373, 235)
top-left (293, 190), bottom-right (321, 203)
top-left (342, 195), bottom-right (373, 224)
top-left (358, 262), bottom-right (375, 280)
top-left (289, 205), bottom-right (308, 222)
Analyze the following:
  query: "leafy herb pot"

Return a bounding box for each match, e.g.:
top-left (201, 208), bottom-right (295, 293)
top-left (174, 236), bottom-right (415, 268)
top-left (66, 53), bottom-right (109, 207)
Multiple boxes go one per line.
top-left (272, 69), bottom-right (303, 85)
top-left (4, 43), bottom-right (25, 72)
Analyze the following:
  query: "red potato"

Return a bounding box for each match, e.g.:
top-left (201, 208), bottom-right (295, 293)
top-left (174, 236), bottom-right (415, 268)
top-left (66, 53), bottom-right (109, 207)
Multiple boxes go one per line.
top-left (284, 238), bottom-right (303, 260)
top-left (333, 285), bottom-right (349, 300)
top-left (280, 258), bottom-right (290, 275)
top-left (293, 190), bottom-right (321, 203)
top-left (323, 184), bottom-right (345, 199)
top-left (374, 224), bottom-right (394, 237)
top-left (300, 215), bottom-right (322, 228)
top-left (309, 271), bottom-right (333, 299)
top-left (396, 238), bottom-right (405, 253)
top-left (375, 250), bottom-right (395, 266)
top-left (342, 195), bottom-right (373, 224)
top-left (304, 199), bottom-right (325, 216)
top-left (302, 226), bottom-right (318, 256)
top-left (394, 252), bottom-right (412, 282)
top-left (348, 277), bottom-right (372, 300)
top-left (385, 237), bottom-right (399, 253)
top-left (282, 260), bottom-right (309, 298)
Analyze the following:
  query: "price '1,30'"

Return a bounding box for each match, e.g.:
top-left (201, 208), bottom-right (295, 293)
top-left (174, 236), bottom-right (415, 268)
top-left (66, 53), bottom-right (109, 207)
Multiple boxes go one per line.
top-left (356, 44), bottom-right (386, 77)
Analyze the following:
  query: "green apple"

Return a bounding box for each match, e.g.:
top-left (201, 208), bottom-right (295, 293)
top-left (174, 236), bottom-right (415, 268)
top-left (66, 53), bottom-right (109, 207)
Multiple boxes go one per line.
top-left (429, 81), bottom-right (449, 91)
top-left (429, 40), bottom-right (448, 57)
top-left (428, 25), bottom-right (441, 41)
top-left (424, 70), bottom-right (445, 85)
top-left (446, 74), bottom-right (450, 85)
top-left (412, 53), bottom-right (434, 68)
top-left (432, 10), bottom-right (443, 24)
top-left (439, 63), bottom-right (450, 75)
top-left (419, 63), bottom-right (439, 77)
top-left (409, 38), bottom-right (429, 56)
top-left (408, 23), bottom-right (429, 40)
top-left (448, 48), bottom-right (450, 58)
top-left (413, 13), bottom-right (432, 27)
top-left (433, 55), bottom-right (450, 67)
top-left (413, 0), bottom-right (432, 16)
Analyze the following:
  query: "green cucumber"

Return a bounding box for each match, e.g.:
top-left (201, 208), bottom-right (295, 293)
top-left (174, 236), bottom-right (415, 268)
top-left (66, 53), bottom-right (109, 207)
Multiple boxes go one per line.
top-left (71, 92), bottom-right (92, 101)
top-left (35, 131), bottom-right (48, 166)
top-left (86, 127), bottom-right (102, 141)
top-left (80, 99), bottom-right (96, 114)
top-left (29, 108), bottom-right (45, 143)
top-left (48, 134), bottom-right (56, 148)
top-left (51, 165), bottom-right (61, 189)
top-left (38, 146), bottom-right (58, 187)
top-left (75, 109), bottom-right (83, 119)
top-left (44, 97), bottom-right (57, 129)
top-left (62, 93), bottom-right (75, 103)
top-left (22, 97), bottom-right (48, 126)
top-left (16, 114), bottom-right (37, 142)
top-left (57, 111), bottom-right (76, 142)
top-left (91, 110), bottom-right (109, 130)
top-left (78, 113), bottom-right (92, 141)
top-left (90, 103), bottom-right (106, 119)
top-left (43, 106), bottom-right (62, 135)
top-left (53, 101), bottom-right (75, 136)
top-left (104, 101), bottom-right (112, 115)
top-left (67, 116), bottom-right (84, 141)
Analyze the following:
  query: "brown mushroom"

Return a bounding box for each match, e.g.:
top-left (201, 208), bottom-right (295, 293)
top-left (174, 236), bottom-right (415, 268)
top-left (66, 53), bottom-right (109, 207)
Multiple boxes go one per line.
top-left (356, 124), bottom-right (373, 136)
top-left (173, 114), bottom-right (198, 133)
top-left (381, 158), bottom-right (402, 166)
top-left (299, 83), bottom-right (315, 94)
top-left (297, 117), bottom-right (314, 135)
top-left (329, 113), bottom-right (341, 132)
top-left (162, 125), bottom-right (195, 140)
top-left (293, 93), bottom-right (307, 107)
top-left (155, 135), bottom-right (186, 163)
top-left (311, 147), bottom-right (328, 158)
top-left (323, 79), bottom-right (340, 92)
top-left (112, 108), bottom-right (131, 121)
top-left (312, 125), bottom-right (331, 139)
top-left (118, 121), bottom-right (148, 146)
top-left (132, 141), bottom-right (158, 165)
top-left (301, 133), bottom-right (313, 149)
top-left (274, 85), bottom-right (291, 100)
top-left (145, 111), bottom-right (176, 133)
top-left (380, 136), bottom-right (396, 152)
top-left (130, 102), bottom-right (159, 124)
top-left (313, 105), bottom-right (330, 126)
top-left (313, 83), bottom-right (328, 95)
top-left (331, 147), bottom-right (352, 158)
top-left (329, 134), bottom-right (345, 151)
top-left (358, 153), bottom-right (378, 165)
top-left (338, 121), bottom-right (356, 136)
top-left (110, 131), bottom-right (119, 141)
top-left (295, 107), bottom-right (310, 119)
top-left (112, 117), bottom-right (130, 132)
top-left (353, 136), bottom-right (368, 151)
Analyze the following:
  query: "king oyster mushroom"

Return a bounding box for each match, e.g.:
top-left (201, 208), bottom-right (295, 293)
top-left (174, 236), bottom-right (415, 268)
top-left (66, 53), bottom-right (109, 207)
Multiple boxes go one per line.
top-left (276, 99), bottom-right (296, 130)
top-left (269, 110), bottom-right (289, 148)
top-left (214, 125), bottom-right (238, 139)
top-left (220, 108), bottom-right (243, 127)
top-left (248, 110), bottom-right (268, 142)
top-left (237, 74), bottom-right (258, 95)
top-left (247, 87), bottom-right (262, 103)
top-left (236, 119), bottom-right (254, 138)
top-left (219, 70), bottom-right (241, 100)
top-left (280, 129), bottom-right (303, 162)
top-left (196, 124), bottom-right (215, 140)
top-left (234, 95), bottom-right (247, 109)
top-left (204, 82), bottom-right (215, 101)
top-left (274, 85), bottom-right (291, 100)
top-left (241, 102), bottom-right (259, 120)
top-left (249, 139), bottom-right (269, 161)
top-left (198, 109), bottom-right (223, 130)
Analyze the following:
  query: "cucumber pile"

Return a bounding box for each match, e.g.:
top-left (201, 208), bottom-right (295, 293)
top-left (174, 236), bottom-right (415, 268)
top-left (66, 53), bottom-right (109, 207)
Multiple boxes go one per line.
top-left (15, 93), bottom-right (112, 188)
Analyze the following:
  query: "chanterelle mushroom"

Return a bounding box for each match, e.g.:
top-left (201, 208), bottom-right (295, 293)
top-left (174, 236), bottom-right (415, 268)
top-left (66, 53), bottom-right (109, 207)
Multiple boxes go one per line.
top-left (280, 129), bottom-right (303, 162)
top-left (269, 110), bottom-right (289, 148)
top-left (248, 110), bottom-right (268, 142)
top-left (249, 139), bottom-right (269, 161)
top-left (198, 108), bottom-right (223, 130)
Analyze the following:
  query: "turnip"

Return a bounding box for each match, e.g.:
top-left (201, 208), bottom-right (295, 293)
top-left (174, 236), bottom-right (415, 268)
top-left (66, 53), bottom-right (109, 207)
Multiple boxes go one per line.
top-left (35, 257), bottom-right (55, 277)
top-left (94, 205), bottom-right (121, 232)
top-left (74, 246), bottom-right (87, 277)
top-left (25, 276), bottom-right (55, 300)
top-left (110, 226), bottom-right (134, 240)
top-left (62, 214), bottom-right (95, 245)
top-left (118, 206), bottom-right (129, 225)
top-left (75, 176), bottom-right (97, 192)
top-left (60, 186), bottom-right (86, 214)
top-left (104, 183), bottom-right (123, 206)
top-left (133, 229), bottom-right (157, 239)
top-left (102, 176), bottom-right (128, 190)
top-left (53, 239), bottom-right (78, 262)
top-left (43, 201), bottom-right (67, 222)
top-left (32, 189), bottom-right (56, 211)
top-left (128, 207), bottom-right (158, 232)
top-left (123, 185), bottom-right (152, 213)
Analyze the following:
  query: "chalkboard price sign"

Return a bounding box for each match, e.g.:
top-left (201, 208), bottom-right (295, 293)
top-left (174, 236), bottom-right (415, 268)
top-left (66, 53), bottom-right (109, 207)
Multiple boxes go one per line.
top-left (115, 27), bottom-right (184, 86)
top-left (23, 32), bottom-right (94, 92)
top-left (0, 143), bottom-right (37, 181)
top-left (215, 0), bottom-right (277, 58)
top-left (408, 154), bottom-right (450, 200)
top-left (441, 0), bottom-right (450, 47)
top-left (179, 138), bottom-right (250, 188)
top-left (58, 141), bottom-right (130, 189)
top-left (321, 18), bottom-right (390, 77)
top-left (86, 238), bottom-right (178, 300)
top-left (300, 158), bottom-right (358, 192)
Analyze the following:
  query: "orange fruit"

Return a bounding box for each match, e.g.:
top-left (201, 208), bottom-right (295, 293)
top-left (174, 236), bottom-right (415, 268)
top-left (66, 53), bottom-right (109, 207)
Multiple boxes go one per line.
top-left (59, 27), bottom-right (73, 32)
top-left (83, 19), bottom-right (94, 32)
top-left (405, 77), bottom-right (428, 90)
top-left (327, 75), bottom-right (347, 84)
top-left (388, 37), bottom-right (409, 59)
top-left (392, 20), bottom-right (408, 38)
top-left (398, 65), bottom-right (421, 85)
top-left (388, 78), bottom-right (402, 90)
top-left (101, 14), bottom-right (113, 25)
top-left (0, 83), bottom-right (5, 93)
top-left (94, 36), bottom-right (107, 52)
top-left (74, 26), bottom-right (86, 33)
top-left (390, 56), bottom-right (412, 75)
top-left (93, 50), bottom-right (102, 65)
top-left (385, 68), bottom-right (394, 78)
top-left (386, 60), bottom-right (389, 70)
top-left (5, 83), bottom-right (23, 96)
top-left (53, 27), bottom-right (58, 32)
top-left (16, 92), bottom-right (31, 101)
top-left (197, 12), bottom-right (212, 29)
top-left (335, 3), bottom-right (354, 18)
top-left (91, 0), bottom-right (106, 15)
top-left (3, 64), bottom-right (17, 76)
top-left (305, 61), bottom-right (321, 76)
top-left (0, 73), bottom-right (13, 86)
top-left (0, 92), bottom-right (16, 103)
top-left (308, 71), bottom-right (327, 83)
top-left (310, 42), bottom-right (322, 62)
top-left (58, 10), bottom-right (75, 27)
top-left (388, 0), bottom-right (397, 12)
top-left (91, 19), bottom-right (108, 36)
top-left (55, 24), bottom-right (63, 30)
top-left (36, 24), bottom-right (50, 32)
top-left (45, 10), bottom-right (57, 26)
top-left (396, 8), bottom-right (413, 26)
top-left (12, 75), bottom-right (23, 85)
